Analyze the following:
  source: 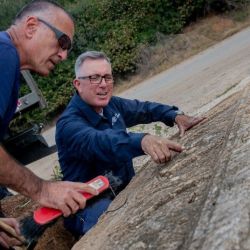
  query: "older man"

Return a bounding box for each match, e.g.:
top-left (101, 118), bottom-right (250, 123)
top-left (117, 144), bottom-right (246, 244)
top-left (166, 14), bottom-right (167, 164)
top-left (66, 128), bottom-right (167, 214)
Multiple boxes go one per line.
top-left (0, 1), bottom-right (97, 248)
top-left (56, 50), bottom-right (205, 236)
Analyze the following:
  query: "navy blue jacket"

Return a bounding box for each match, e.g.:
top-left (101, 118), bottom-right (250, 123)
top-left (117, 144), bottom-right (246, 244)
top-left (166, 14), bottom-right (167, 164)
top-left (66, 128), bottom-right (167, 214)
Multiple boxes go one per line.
top-left (0, 32), bottom-right (20, 141)
top-left (56, 94), bottom-right (179, 188)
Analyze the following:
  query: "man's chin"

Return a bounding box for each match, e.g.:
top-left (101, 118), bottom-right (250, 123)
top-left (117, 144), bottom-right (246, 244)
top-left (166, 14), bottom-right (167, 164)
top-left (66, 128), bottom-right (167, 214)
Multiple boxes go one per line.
top-left (39, 71), bottom-right (50, 76)
top-left (36, 67), bottom-right (53, 76)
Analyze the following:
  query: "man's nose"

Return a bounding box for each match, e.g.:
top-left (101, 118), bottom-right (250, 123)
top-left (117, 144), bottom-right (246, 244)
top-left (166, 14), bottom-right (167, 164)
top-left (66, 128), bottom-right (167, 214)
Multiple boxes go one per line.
top-left (99, 77), bottom-right (108, 86)
top-left (57, 49), bottom-right (68, 61)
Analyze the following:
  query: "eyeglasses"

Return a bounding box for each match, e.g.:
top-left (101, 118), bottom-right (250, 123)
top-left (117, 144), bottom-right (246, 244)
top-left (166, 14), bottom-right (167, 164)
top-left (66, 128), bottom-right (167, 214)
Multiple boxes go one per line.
top-left (78, 74), bottom-right (114, 85)
top-left (37, 18), bottom-right (72, 51)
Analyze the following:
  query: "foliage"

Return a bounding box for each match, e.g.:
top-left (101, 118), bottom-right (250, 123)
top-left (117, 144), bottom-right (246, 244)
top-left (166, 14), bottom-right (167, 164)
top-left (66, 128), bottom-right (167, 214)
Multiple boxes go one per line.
top-left (52, 165), bottom-right (63, 180)
top-left (0, 0), bottom-right (29, 30)
top-left (0, 0), bottom-right (248, 129)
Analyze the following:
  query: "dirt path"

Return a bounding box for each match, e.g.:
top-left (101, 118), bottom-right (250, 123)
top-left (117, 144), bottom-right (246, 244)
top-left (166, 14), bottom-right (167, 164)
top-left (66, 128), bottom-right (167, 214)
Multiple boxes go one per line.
top-left (119, 27), bottom-right (250, 114)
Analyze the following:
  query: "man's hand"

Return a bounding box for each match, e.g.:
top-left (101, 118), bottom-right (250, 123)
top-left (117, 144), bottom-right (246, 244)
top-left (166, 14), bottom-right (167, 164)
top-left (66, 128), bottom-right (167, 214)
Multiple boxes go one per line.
top-left (141, 134), bottom-right (183, 164)
top-left (175, 115), bottom-right (206, 137)
top-left (0, 147), bottom-right (98, 217)
top-left (0, 218), bottom-right (22, 249)
top-left (36, 181), bottom-right (99, 217)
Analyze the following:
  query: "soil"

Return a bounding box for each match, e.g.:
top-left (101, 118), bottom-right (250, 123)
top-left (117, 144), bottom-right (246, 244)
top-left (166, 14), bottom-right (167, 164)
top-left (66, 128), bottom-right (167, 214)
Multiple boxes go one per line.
top-left (1, 195), bottom-right (75, 250)
top-left (114, 12), bottom-right (250, 94)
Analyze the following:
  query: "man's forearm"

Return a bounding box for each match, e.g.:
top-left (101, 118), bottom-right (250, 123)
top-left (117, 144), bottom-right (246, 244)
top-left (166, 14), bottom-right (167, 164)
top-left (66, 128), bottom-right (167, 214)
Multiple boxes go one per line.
top-left (0, 146), bottom-right (43, 200)
top-left (0, 146), bottom-right (99, 215)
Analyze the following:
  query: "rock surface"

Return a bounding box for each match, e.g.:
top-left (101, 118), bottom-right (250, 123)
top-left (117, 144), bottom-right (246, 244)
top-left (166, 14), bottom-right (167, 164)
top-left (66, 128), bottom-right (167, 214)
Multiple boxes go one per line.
top-left (73, 83), bottom-right (250, 250)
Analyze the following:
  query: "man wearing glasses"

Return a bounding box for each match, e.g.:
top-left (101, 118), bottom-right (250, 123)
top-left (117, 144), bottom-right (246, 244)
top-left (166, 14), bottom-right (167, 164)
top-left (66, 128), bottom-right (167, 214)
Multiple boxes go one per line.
top-left (0, 1), bottom-right (97, 247)
top-left (56, 50), bottom-right (205, 237)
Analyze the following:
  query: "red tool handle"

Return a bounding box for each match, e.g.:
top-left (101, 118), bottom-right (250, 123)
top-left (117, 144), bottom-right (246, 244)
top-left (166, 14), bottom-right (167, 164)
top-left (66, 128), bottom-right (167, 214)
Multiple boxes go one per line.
top-left (33, 176), bottom-right (109, 225)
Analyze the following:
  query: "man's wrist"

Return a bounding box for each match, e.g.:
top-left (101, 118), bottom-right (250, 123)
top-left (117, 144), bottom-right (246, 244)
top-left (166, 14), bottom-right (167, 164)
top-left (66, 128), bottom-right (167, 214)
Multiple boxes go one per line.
top-left (174, 110), bottom-right (185, 123)
top-left (29, 177), bottom-right (44, 202)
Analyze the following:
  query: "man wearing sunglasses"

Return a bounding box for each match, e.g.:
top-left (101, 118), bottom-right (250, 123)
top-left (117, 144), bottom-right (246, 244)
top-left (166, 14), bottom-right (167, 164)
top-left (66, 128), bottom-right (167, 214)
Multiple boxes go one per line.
top-left (55, 50), bottom-right (205, 237)
top-left (0, 1), bottom-right (97, 248)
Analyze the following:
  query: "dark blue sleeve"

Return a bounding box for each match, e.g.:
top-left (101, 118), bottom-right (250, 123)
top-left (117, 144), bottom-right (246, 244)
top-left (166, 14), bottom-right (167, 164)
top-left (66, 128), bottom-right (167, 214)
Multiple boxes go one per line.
top-left (56, 118), bottom-right (146, 164)
top-left (0, 44), bottom-right (18, 121)
top-left (112, 97), bottom-right (179, 127)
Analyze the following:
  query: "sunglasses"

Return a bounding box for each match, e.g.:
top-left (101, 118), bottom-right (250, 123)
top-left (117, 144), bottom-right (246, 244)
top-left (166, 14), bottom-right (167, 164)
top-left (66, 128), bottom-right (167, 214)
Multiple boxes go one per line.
top-left (37, 18), bottom-right (72, 51)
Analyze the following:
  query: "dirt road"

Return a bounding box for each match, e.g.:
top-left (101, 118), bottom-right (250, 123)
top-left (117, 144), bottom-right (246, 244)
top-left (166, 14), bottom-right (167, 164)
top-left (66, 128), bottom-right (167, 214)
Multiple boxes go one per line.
top-left (120, 27), bottom-right (250, 113)
top-left (28, 26), bottom-right (250, 180)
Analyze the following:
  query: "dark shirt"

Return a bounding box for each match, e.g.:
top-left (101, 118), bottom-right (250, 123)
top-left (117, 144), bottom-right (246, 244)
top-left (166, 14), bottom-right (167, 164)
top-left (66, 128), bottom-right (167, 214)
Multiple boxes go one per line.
top-left (0, 31), bottom-right (20, 141)
top-left (56, 94), bottom-right (178, 189)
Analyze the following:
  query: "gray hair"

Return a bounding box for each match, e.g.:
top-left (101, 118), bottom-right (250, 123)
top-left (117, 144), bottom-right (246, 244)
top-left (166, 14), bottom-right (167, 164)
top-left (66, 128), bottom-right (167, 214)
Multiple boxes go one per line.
top-left (75, 51), bottom-right (111, 77)
top-left (14, 0), bottom-right (73, 23)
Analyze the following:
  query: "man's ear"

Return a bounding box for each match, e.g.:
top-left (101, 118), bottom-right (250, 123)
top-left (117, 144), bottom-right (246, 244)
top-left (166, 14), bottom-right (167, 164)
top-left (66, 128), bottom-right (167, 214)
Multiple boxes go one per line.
top-left (73, 79), bottom-right (80, 91)
top-left (24, 16), bottom-right (39, 39)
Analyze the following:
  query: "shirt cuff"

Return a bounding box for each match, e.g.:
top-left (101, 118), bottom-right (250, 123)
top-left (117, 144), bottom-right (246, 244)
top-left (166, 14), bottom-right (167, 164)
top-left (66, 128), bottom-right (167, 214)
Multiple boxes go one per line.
top-left (129, 132), bottom-right (147, 157)
top-left (163, 107), bottom-right (179, 127)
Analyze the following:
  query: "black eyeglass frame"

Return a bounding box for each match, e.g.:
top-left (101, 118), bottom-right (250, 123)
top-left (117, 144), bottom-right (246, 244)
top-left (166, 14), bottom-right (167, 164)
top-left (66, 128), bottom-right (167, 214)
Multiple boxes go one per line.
top-left (78, 74), bottom-right (114, 85)
top-left (37, 17), bottom-right (72, 51)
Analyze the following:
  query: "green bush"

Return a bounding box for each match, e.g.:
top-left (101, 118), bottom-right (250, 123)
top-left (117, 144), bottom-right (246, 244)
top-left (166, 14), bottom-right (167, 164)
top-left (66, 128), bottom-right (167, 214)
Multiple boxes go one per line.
top-left (0, 0), bottom-right (29, 30)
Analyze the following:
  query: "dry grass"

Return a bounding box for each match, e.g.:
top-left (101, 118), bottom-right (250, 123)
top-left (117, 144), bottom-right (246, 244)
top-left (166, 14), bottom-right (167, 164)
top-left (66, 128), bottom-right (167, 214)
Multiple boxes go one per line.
top-left (114, 7), bottom-right (250, 94)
